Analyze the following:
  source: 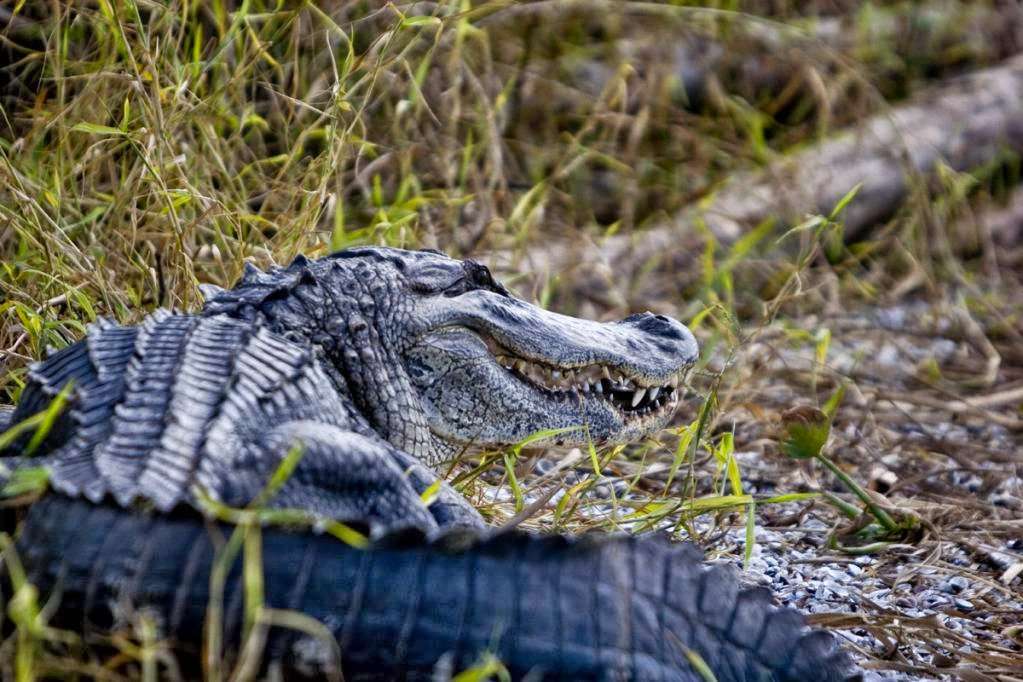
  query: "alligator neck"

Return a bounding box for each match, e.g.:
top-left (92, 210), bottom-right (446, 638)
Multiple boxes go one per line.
top-left (240, 274), bottom-right (454, 465)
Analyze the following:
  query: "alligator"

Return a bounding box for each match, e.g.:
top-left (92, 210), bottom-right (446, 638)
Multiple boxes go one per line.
top-left (0, 246), bottom-right (853, 680)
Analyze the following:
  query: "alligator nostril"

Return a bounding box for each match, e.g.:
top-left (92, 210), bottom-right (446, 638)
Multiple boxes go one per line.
top-left (618, 312), bottom-right (698, 360)
top-left (632, 312), bottom-right (689, 340)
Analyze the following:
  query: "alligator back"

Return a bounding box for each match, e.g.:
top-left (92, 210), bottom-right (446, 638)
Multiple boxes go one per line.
top-left (3, 311), bottom-right (353, 513)
top-left (13, 496), bottom-right (852, 681)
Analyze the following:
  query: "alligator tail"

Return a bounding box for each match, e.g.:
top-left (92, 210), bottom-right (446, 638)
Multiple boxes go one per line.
top-left (11, 496), bottom-right (854, 681)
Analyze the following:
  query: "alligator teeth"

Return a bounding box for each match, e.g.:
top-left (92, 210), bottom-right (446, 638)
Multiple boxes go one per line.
top-left (489, 349), bottom-right (683, 417)
top-left (631, 388), bottom-right (646, 407)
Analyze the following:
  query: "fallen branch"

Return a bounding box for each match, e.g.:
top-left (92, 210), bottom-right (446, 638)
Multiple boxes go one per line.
top-left (506, 55), bottom-right (1023, 300)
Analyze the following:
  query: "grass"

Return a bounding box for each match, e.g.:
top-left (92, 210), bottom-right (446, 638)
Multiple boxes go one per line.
top-left (2, 1), bottom-right (1023, 679)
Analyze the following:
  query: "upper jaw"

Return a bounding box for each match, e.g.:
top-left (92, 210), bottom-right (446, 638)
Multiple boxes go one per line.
top-left (428, 291), bottom-right (698, 379)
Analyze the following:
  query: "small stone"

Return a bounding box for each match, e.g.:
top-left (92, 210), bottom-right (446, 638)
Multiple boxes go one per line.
top-left (940, 576), bottom-right (969, 595)
top-left (895, 597), bottom-right (917, 609)
top-left (534, 458), bottom-right (556, 475)
top-left (869, 465), bottom-right (897, 493)
top-left (919, 593), bottom-right (948, 610)
top-left (953, 599), bottom-right (974, 612)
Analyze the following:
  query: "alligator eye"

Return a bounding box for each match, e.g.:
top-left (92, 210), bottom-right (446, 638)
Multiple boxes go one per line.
top-left (407, 263), bottom-right (465, 294)
top-left (463, 260), bottom-right (510, 297)
top-left (412, 260), bottom-right (508, 297)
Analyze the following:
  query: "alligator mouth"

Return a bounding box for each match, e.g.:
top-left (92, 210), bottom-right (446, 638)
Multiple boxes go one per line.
top-left (481, 336), bottom-right (689, 420)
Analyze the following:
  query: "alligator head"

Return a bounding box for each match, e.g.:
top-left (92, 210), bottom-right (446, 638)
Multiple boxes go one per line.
top-left (203, 247), bottom-right (698, 464)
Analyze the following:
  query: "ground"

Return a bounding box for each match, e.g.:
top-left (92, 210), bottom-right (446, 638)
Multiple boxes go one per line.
top-left (0, 2), bottom-right (1021, 680)
top-left (472, 298), bottom-right (1022, 680)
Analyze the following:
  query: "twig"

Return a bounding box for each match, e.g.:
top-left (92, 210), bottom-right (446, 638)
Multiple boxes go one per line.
top-left (496, 484), bottom-right (561, 531)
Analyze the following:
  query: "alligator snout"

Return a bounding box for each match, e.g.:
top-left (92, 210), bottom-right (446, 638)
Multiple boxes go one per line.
top-left (425, 291), bottom-right (698, 382)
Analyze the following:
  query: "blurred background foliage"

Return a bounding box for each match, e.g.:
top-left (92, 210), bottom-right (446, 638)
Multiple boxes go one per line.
top-left (1, 1), bottom-right (1020, 372)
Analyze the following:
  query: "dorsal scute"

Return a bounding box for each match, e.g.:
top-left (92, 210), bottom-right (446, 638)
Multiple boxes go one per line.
top-left (202, 261), bottom-right (316, 318)
top-left (288, 254), bottom-right (312, 271)
top-left (241, 262), bottom-right (263, 284)
top-left (26, 338), bottom-right (96, 399)
top-left (136, 316), bottom-right (252, 511)
top-left (21, 317), bottom-right (125, 404)
top-left (48, 320), bottom-right (140, 500)
top-left (194, 326), bottom-right (326, 508)
top-left (0, 334), bottom-right (100, 458)
top-left (91, 310), bottom-right (199, 505)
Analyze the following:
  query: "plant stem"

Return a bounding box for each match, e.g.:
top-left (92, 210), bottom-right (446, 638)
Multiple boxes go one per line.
top-left (816, 453), bottom-right (899, 532)
top-left (821, 491), bottom-right (861, 520)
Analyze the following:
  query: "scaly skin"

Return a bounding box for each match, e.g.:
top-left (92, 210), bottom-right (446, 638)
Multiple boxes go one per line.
top-left (0, 247), bottom-right (853, 680)
top-left (17, 495), bottom-right (852, 681)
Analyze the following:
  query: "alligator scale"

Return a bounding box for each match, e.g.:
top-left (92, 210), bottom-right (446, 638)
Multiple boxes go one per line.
top-left (0, 247), bottom-right (852, 680)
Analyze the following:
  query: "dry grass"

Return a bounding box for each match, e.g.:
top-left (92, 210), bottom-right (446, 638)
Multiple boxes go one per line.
top-left (1, 1), bottom-right (1022, 680)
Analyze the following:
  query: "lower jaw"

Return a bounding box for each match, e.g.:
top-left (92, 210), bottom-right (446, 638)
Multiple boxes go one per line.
top-left (616, 412), bottom-right (674, 436)
top-left (580, 401), bottom-right (679, 443)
